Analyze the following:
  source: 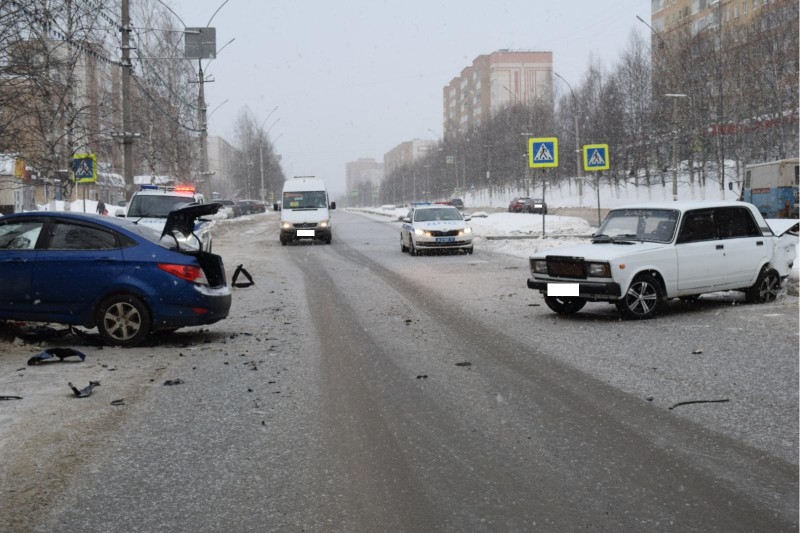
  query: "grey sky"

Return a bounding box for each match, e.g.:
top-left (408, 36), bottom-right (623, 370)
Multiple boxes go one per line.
top-left (165, 0), bottom-right (651, 196)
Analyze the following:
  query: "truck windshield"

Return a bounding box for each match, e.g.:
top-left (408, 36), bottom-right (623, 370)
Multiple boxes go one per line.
top-left (283, 191), bottom-right (327, 209)
top-left (128, 195), bottom-right (194, 218)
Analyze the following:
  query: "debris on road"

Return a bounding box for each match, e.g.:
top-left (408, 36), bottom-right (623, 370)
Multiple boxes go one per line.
top-left (69, 381), bottom-right (100, 398)
top-left (455, 362), bottom-right (472, 367)
top-left (231, 264), bottom-right (255, 288)
top-left (416, 375), bottom-right (428, 379)
top-left (27, 348), bottom-right (86, 366)
top-left (110, 399), bottom-right (125, 406)
top-left (669, 399), bottom-right (730, 410)
top-left (1, 395), bottom-right (23, 400)
top-left (692, 349), bottom-right (704, 354)
top-left (163, 379), bottom-right (184, 386)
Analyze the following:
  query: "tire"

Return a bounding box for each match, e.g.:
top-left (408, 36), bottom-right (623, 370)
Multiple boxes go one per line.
top-left (544, 296), bottom-right (586, 315)
top-left (616, 274), bottom-right (663, 319)
top-left (745, 268), bottom-right (780, 304)
top-left (96, 294), bottom-right (151, 346)
top-left (401, 236), bottom-right (408, 253)
top-left (465, 246), bottom-right (474, 255)
top-left (409, 239), bottom-right (418, 256)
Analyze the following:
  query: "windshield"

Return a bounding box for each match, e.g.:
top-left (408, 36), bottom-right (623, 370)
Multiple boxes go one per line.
top-left (595, 209), bottom-right (679, 243)
top-left (128, 195), bottom-right (194, 218)
top-left (283, 191), bottom-right (328, 209)
top-left (414, 208), bottom-right (463, 222)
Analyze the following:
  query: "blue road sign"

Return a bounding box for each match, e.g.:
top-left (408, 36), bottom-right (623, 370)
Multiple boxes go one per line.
top-left (529, 138), bottom-right (559, 168)
top-left (583, 144), bottom-right (610, 171)
top-left (72, 154), bottom-right (98, 183)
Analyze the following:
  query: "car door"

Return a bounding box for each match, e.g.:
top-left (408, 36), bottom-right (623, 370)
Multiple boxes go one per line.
top-left (30, 220), bottom-right (127, 322)
top-left (0, 219), bottom-right (45, 316)
top-left (675, 209), bottom-right (724, 290)
top-left (713, 206), bottom-right (770, 287)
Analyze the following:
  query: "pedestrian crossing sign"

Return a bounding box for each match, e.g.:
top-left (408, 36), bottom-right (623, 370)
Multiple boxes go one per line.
top-left (583, 144), bottom-right (610, 171)
top-left (529, 138), bottom-right (558, 168)
top-left (72, 154), bottom-right (98, 183)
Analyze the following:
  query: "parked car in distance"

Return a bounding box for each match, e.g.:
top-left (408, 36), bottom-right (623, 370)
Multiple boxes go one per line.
top-left (236, 199), bottom-right (266, 215)
top-left (400, 204), bottom-right (473, 255)
top-left (450, 198), bottom-right (465, 210)
top-left (523, 198), bottom-right (547, 214)
top-left (526, 201), bottom-right (795, 319)
top-left (0, 205), bottom-right (232, 346)
top-left (508, 197), bottom-right (531, 212)
top-left (216, 199), bottom-right (237, 219)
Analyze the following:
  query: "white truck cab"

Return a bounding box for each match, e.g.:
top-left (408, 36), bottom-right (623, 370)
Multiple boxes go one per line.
top-left (274, 176), bottom-right (336, 245)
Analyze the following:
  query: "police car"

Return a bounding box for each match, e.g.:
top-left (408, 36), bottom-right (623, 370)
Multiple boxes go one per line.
top-left (400, 204), bottom-right (473, 255)
top-left (118, 185), bottom-right (216, 251)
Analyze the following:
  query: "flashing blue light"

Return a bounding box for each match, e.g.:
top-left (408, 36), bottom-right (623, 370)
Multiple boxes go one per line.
top-left (140, 185), bottom-right (158, 190)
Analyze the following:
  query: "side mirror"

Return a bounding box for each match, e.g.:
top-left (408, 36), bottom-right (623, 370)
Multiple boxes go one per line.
top-left (402, 217), bottom-right (411, 223)
top-left (114, 208), bottom-right (124, 217)
top-left (330, 201), bottom-right (336, 210)
top-left (273, 203), bottom-right (280, 211)
top-left (464, 216), bottom-right (472, 221)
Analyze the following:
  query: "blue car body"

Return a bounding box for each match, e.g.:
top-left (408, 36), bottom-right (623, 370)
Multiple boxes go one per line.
top-left (0, 208), bottom-right (231, 345)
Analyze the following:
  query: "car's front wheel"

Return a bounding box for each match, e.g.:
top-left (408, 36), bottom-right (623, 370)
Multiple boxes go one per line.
top-left (616, 274), bottom-right (663, 319)
top-left (96, 294), bottom-right (151, 347)
top-left (745, 268), bottom-right (780, 304)
top-left (409, 238), bottom-right (418, 256)
top-left (400, 235), bottom-right (408, 253)
top-left (544, 296), bottom-right (586, 314)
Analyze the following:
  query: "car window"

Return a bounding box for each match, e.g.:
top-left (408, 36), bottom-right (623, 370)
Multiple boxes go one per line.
top-left (597, 208), bottom-right (677, 242)
top-left (0, 220), bottom-right (44, 250)
top-left (46, 222), bottom-right (118, 250)
top-left (714, 207), bottom-right (761, 239)
top-left (283, 191), bottom-right (327, 209)
top-left (414, 208), bottom-right (462, 222)
top-left (677, 210), bottom-right (717, 243)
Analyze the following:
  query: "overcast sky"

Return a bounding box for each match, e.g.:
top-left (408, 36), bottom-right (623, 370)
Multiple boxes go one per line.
top-left (164, 0), bottom-right (651, 197)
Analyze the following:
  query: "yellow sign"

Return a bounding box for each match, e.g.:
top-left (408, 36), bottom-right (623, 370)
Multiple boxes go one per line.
top-left (14, 158), bottom-right (27, 179)
top-left (72, 153), bottom-right (98, 183)
top-left (583, 144), bottom-right (610, 171)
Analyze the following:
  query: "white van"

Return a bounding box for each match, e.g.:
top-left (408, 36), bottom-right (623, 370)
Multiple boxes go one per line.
top-left (274, 176), bottom-right (336, 245)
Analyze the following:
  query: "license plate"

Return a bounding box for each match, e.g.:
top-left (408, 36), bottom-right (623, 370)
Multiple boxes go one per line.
top-left (297, 229), bottom-right (315, 237)
top-left (435, 237), bottom-right (455, 243)
top-left (547, 283), bottom-right (579, 296)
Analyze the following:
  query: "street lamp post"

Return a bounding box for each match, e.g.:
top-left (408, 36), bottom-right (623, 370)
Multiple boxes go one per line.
top-left (665, 94), bottom-right (687, 201)
top-left (554, 72), bottom-right (582, 205)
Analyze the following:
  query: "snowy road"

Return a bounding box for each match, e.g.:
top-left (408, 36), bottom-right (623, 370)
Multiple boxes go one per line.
top-left (1, 209), bottom-right (797, 532)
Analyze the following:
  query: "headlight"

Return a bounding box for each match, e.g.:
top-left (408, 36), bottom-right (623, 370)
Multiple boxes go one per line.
top-left (461, 227), bottom-right (472, 235)
top-left (319, 220), bottom-right (329, 228)
top-left (414, 228), bottom-right (425, 236)
top-left (281, 222), bottom-right (292, 230)
top-left (587, 262), bottom-right (611, 277)
top-left (532, 259), bottom-right (548, 274)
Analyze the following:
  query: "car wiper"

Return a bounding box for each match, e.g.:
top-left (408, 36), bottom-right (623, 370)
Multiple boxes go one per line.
top-left (592, 234), bottom-right (613, 243)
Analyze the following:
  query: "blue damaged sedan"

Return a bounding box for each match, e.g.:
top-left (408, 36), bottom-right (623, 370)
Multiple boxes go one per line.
top-left (0, 204), bottom-right (231, 346)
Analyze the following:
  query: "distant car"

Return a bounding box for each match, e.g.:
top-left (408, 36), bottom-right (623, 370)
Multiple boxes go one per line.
top-left (236, 199), bottom-right (266, 215)
top-left (508, 197), bottom-right (531, 212)
top-left (400, 204), bottom-right (473, 255)
top-left (450, 198), bottom-right (465, 210)
top-left (216, 199), bottom-right (237, 219)
top-left (523, 198), bottom-right (547, 214)
top-left (527, 201), bottom-right (794, 319)
top-left (0, 205), bottom-right (232, 346)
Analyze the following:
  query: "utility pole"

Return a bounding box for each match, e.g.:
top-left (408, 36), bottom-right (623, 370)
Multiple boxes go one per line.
top-left (665, 94), bottom-right (687, 201)
top-left (121, 0), bottom-right (134, 196)
top-left (198, 59), bottom-right (208, 179)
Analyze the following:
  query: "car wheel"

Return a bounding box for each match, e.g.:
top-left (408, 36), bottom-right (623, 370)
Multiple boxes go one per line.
top-left (544, 296), bottom-right (586, 314)
top-left (401, 236), bottom-right (408, 253)
top-left (745, 268), bottom-right (780, 304)
top-left (616, 274), bottom-right (663, 319)
top-left (96, 294), bottom-right (151, 346)
top-left (466, 246), bottom-right (473, 255)
top-left (409, 239), bottom-right (418, 256)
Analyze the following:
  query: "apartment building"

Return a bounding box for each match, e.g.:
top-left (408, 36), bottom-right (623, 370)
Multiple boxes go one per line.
top-left (651, 0), bottom-right (790, 37)
top-left (346, 158), bottom-right (384, 194)
top-left (383, 139), bottom-right (437, 177)
top-left (443, 50), bottom-right (553, 138)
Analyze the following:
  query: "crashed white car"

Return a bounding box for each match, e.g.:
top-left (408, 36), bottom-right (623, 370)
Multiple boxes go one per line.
top-left (401, 204), bottom-right (473, 255)
top-left (527, 201), bottom-right (796, 319)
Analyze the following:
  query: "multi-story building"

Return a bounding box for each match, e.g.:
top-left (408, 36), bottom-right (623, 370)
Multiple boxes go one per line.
top-left (345, 158), bottom-right (384, 194)
top-left (650, 0), bottom-right (782, 36)
top-left (383, 139), bottom-right (436, 176)
top-left (207, 135), bottom-right (240, 198)
top-left (443, 50), bottom-right (553, 137)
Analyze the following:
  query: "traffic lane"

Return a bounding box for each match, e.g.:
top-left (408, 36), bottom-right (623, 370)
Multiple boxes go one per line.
top-left (340, 210), bottom-right (799, 466)
top-left (290, 230), bottom-right (797, 531)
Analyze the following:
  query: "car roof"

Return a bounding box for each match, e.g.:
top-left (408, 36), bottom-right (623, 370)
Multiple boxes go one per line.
top-left (610, 200), bottom-right (753, 211)
top-left (413, 204), bottom-right (460, 211)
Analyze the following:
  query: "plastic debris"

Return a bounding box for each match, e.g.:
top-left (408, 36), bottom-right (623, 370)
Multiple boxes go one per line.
top-left (692, 349), bottom-right (703, 354)
top-left (1, 395), bottom-right (23, 401)
top-left (69, 381), bottom-right (100, 398)
top-left (27, 348), bottom-right (86, 366)
top-left (110, 399), bottom-right (125, 406)
top-left (455, 362), bottom-right (472, 367)
top-left (163, 379), bottom-right (184, 386)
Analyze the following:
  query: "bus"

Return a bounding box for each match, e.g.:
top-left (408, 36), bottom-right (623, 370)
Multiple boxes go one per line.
top-left (742, 158), bottom-right (798, 219)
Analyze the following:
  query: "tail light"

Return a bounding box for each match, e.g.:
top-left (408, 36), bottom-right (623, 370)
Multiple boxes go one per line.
top-left (158, 263), bottom-right (209, 285)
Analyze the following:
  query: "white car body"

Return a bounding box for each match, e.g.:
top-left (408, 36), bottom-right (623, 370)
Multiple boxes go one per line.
top-left (527, 201), bottom-right (792, 319)
top-left (116, 186), bottom-right (215, 251)
top-left (400, 204), bottom-right (473, 255)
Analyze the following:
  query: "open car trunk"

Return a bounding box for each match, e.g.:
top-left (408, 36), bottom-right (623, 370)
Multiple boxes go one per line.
top-left (160, 203), bottom-right (227, 288)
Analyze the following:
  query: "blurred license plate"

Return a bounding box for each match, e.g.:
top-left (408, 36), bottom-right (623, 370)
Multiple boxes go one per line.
top-left (548, 283), bottom-right (579, 296)
top-left (297, 229), bottom-right (315, 237)
top-left (435, 237), bottom-right (455, 243)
